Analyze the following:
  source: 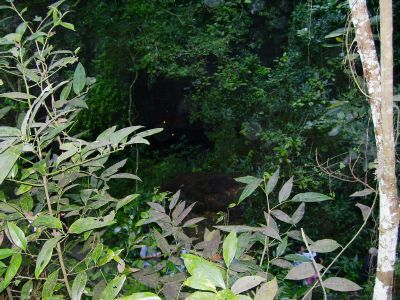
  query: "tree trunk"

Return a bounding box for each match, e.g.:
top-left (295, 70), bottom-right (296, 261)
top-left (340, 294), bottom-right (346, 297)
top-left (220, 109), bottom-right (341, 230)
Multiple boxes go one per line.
top-left (348, 0), bottom-right (399, 299)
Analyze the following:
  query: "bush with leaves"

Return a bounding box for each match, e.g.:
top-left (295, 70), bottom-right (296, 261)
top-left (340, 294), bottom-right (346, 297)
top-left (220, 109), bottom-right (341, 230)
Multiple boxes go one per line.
top-left (130, 170), bottom-right (370, 299)
top-left (0, 2), bottom-right (162, 299)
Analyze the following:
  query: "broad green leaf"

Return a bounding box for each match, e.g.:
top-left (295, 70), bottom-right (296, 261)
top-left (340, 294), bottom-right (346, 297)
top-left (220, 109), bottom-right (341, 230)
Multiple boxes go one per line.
top-left (60, 21), bottom-right (75, 30)
top-left (323, 277), bottom-right (362, 291)
top-left (276, 236), bottom-right (288, 257)
top-left (153, 229), bottom-right (170, 255)
top-left (186, 292), bottom-right (215, 300)
top-left (35, 236), bottom-right (62, 278)
top-left (99, 275), bottom-right (126, 300)
top-left (68, 212), bottom-right (115, 234)
top-left (0, 92), bottom-right (34, 100)
top-left (16, 22), bottom-right (27, 36)
top-left (355, 203), bottom-right (371, 221)
top-left (92, 243), bottom-right (104, 264)
top-left (254, 277), bottom-right (278, 300)
top-left (265, 169), bottom-right (279, 195)
top-left (235, 175), bottom-right (259, 184)
top-left (0, 106), bottom-right (12, 120)
top-left (7, 221), bottom-right (27, 250)
top-left (310, 239), bottom-right (341, 253)
top-left (184, 276), bottom-right (216, 292)
top-left (278, 177), bottom-right (293, 203)
top-left (292, 192), bottom-right (331, 202)
top-left (231, 276), bottom-right (265, 294)
top-left (285, 262), bottom-right (323, 280)
top-left (110, 126), bottom-right (143, 145)
top-left (0, 145), bottom-right (22, 185)
top-left (42, 270), bottom-right (58, 299)
top-left (136, 128), bottom-right (163, 138)
top-left (0, 248), bottom-right (19, 259)
top-left (270, 209), bottom-right (292, 224)
top-left (116, 194), bottom-right (139, 211)
top-left (284, 254), bottom-right (310, 263)
top-left (20, 280), bottom-right (33, 300)
top-left (182, 254), bottom-right (226, 289)
top-left (325, 27), bottom-right (346, 39)
top-left (223, 231), bottom-right (237, 268)
top-left (73, 62), bottom-right (86, 94)
top-left (214, 290), bottom-right (236, 300)
top-left (192, 264), bottom-right (226, 289)
top-left (32, 215), bottom-right (62, 229)
top-left (42, 270), bottom-right (58, 300)
top-left (117, 292), bottom-right (161, 300)
top-left (350, 188), bottom-right (374, 197)
top-left (238, 178), bottom-right (262, 203)
top-left (291, 203), bottom-right (305, 225)
top-left (60, 81), bottom-right (72, 100)
top-left (0, 253), bottom-right (22, 293)
top-left (72, 271), bottom-right (87, 300)
top-left (0, 126), bottom-right (21, 137)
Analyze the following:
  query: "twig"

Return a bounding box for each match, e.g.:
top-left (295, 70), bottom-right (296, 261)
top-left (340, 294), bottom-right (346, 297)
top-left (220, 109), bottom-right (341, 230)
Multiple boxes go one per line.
top-left (301, 228), bottom-right (327, 300)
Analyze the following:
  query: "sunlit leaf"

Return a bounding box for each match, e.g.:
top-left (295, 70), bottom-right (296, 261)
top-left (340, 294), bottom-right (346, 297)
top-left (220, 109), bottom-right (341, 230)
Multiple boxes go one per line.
top-left (99, 275), bottom-right (126, 300)
top-left (223, 230), bottom-right (237, 268)
top-left (7, 221), bottom-right (27, 250)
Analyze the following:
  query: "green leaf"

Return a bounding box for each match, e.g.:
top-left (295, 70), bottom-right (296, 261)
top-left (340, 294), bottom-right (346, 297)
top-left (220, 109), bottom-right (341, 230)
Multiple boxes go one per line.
top-left (0, 248), bottom-right (19, 259)
top-left (32, 215), bottom-right (63, 229)
top-left (16, 22), bottom-right (27, 36)
top-left (60, 81), bottom-right (72, 101)
top-left (325, 27), bottom-right (346, 39)
top-left (0, 145), bottom-right (22, 185)
top-left (7, 221), bottom-right (27, 250)
top-left (238, 178), bottom-right (262, 203)
top-left (99, 275), bottom-right (126, 300)
top-left (35, 236), bottom-right (62, 278)
top-left (223, 231), bottom-right (237, 268)
top-left (292, 192), bottom-right (331, 202)
top-left (0, 253), bottom-right (22, 293)
top-left (234, 175), bottom-right (259, 184)
top-left (60, 21), bottom-right (75, 31)
top-left (323, 277), bottom-right (362, 291)
top-left (117, 292), bottom-right (161, 300)
top-left (278, 177), bottom-right (293, 203)
top-left (92, 243), bottom-right (103, 264)
top-left (42, 270), bottom-right (58, 299)
top-left (186, 292), bottom-right (215, 300)
top-left (68, 213), bottom-right (115, 234)
top-left (231, 276), bottom-right (266, 294)
top-left (72, 271), bottom-right (87, 300)
top-left (285, 262), bottom-right (323, 280)
top-left (20, 280), bottom-right (33, 300)
top-left (182, 254), bottom-right (226, 289)
top-left (0, 92), bottom-right (35, 100)
top-left (116, 194), bottom-right (139, 211)
top-left (214, 290), bottom-right (237, 300)
top-left (184, 276), bottom-right (216, 292)
top-left (0, 126), bottom-right (21, 137)
top-left (265, 169), bottom-right (279, 195)
top-left (310, 239), bottom-right (341, 253)
top-left (276, 236), bottom-right (288, 257)
top-left (254, 277), bottom-right (278, 300)
top-left (73, 62), bottom-right (86, 94)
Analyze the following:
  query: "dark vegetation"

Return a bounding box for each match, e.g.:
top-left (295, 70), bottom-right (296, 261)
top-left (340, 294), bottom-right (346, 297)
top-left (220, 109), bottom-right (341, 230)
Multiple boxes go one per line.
top-left (0, 0), bottom-right (399, 299)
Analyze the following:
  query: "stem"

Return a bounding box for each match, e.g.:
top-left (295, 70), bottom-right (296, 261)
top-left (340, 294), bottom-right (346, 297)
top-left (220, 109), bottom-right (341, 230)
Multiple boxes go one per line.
top-left (301, 193), bottom-right (378, 299)
top-left (42, 175), bottom-right (72, 298)
top-left (301, 228), bottom-right (327, 300)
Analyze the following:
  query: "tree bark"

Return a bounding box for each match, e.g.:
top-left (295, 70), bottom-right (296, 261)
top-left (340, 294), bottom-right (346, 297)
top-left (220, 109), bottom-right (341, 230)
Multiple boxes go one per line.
top-left (348, 0), bottom-right (399, 299)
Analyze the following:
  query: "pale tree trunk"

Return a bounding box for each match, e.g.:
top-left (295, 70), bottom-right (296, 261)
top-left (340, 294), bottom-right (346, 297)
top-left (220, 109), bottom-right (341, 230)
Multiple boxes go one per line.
top-left (348, 0), bottom-right (399, 299)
